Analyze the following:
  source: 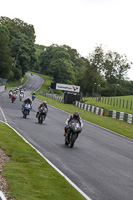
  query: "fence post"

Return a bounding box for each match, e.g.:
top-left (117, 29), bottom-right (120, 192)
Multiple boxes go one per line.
top-left (122, 99), bottom-right (125, 108)
top-left (126, 100), bottom-right (128, 109)
top-left (113, 98), bottom-right (115, 106)
top-left (130, 101), bottom-right (132, 110)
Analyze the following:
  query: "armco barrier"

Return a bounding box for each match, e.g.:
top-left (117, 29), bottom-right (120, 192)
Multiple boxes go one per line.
top-left (0, 85), bottom-right (5, 93)
top-left (45, 93), bottom-right (64, 103)
top-left (75, 101), bottom-right (104, 116)
top-left (109, 110), bottom-right (133, 124)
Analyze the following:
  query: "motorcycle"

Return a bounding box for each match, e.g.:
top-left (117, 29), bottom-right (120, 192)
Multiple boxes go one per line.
top-left (32, 94), bottom-right (36, 101)
top-left (22, 104), bottom-right (31, 118)
top-left (11, 94), bottom-right (16, 103)
top-left (65, 122), bottom-right (82, 148)
top-left (9, 90), bottom-right (13, 98)
top-left (19, 93), bottom-right (24, 101)
top-left (38, 107), bottom-right (47, 124)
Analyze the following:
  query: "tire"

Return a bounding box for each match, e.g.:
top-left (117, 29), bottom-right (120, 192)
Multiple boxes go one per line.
top-left (69, 134), bottom-right (76, 148)
top-left (38, 115), bottom-right (43, 124)
top-left (65, 137), bottom-right (69, 145)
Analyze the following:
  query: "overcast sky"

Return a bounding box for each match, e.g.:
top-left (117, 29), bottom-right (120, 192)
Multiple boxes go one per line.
top-left (1, 0), bottom-right (133, 80)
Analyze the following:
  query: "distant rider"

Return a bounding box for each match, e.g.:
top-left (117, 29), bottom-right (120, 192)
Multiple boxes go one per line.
top-left (32, 92), bottom-right (36, 100)
top-left (64, 111), bottom-right (83, 136)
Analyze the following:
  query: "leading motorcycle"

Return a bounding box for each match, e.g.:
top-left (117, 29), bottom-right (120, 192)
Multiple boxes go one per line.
top-left (38, 107), bottom-right (47, 124)
top-left (65, 122), bottom-right (82, 148)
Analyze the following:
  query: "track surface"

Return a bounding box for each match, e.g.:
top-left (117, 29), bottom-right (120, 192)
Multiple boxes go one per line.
top-left (0, 73), bottom-right (133, 200)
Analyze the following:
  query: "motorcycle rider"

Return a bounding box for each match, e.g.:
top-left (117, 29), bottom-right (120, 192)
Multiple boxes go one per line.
top-left (32, 92), bottom-right (36, 100)
top-left (19, 90), bottom-right (24, 98)
top-left (36, 101), bottom-right (48, 118)
top-left (9, 90), bottom-right (13, 98)
top-left (22, 98), bottom-right (32, 113)
top-left (64, 111), bottom-right (83, 136)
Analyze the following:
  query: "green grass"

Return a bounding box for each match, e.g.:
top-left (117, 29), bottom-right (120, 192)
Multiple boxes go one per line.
top-left (83, 96), bottom-right (133, 114)
top-left (0, 123), bottom-right (84, 200)
top-left (6, 74), bottom-right (28, 89)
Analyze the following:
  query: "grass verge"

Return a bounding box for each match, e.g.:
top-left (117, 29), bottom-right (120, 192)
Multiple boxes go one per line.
top-left (6, 74), bottom-right (28, 90)
top-left (0, 123), bottom-right (84, 200)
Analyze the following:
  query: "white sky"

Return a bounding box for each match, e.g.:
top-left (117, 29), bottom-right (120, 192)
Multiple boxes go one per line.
top-left (1, 0), bottom-right (133, 80)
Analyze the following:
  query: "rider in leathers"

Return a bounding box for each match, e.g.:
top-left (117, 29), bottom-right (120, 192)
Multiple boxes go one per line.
top-left (64, 111), bottom-right (83, 136)
top-left (36, 101), bottom-right (48, 118)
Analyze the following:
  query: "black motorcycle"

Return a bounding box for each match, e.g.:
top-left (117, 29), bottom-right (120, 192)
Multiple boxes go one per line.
top-left (38, 107), bottom-right (47, 124)
top-left (65, 122), bottom-right (82, 148)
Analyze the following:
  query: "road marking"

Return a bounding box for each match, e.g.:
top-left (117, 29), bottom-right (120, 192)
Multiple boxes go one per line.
top-left (0, 107), bottom-right (7, 123)
top-left (0, 190), bottom-right (7, 200)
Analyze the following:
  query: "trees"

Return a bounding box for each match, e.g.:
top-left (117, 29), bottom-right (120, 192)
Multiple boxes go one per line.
top-left (0, 32), bottom-right (12, 79)
top-left (0, 16), bottom-right (36, 80)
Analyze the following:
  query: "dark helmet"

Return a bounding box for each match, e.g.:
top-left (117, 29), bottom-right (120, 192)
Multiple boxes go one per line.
top-left (73, 111), bottom-right (79, 119)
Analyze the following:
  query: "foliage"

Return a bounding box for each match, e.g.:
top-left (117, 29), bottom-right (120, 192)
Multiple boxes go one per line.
top-left (0, 16), bottom-right (36, 80)
top-left (0, 32), bottom-right (12, 79)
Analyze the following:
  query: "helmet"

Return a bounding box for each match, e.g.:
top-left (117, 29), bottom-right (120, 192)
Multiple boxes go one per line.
top-left (43, 101), bottom-right (47, 105)
top-left (73, 111), bottom-right (79, 119)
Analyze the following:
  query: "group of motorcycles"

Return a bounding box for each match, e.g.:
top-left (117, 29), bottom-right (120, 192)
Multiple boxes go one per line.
top-left (9, 87), bottom-right (25, 103)
top-left (8, 88), bottom-right (81, 148)
top-left (9, 89), bottom-right (48, 124)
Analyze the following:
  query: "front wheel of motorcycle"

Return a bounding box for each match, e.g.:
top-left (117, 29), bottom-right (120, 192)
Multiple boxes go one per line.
top-left (69, 134), bottom-right (76, 148)
top-left (65, 137), bottom-right (69, 145)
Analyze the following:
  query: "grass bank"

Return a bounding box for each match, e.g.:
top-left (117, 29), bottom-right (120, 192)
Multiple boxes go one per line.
top-left (0, 123), bottom-right (84, 200)
top-left (83, 96), bottom-right (133, 115)
top-left (6, 74), bottom-right (28, 89)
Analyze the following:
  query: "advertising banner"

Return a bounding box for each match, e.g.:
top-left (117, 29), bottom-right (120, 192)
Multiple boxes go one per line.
top-left (56, 83), bottom-right (80, 93)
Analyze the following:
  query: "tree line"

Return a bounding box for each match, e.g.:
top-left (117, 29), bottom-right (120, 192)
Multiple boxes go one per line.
top-left (0, 16), bottom-right (133, 96)
top-left (0, 16), bottom-right (36, 81)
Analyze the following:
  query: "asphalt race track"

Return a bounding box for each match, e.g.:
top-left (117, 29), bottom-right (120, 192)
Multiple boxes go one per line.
top-left (0, 73), bottom-right (133, 200)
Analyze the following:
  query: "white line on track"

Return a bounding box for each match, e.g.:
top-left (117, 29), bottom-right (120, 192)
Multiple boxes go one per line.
top-left (0, 190), bottom-right (7, 200)
top-left (0, 107), bottom-right (7, 123)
